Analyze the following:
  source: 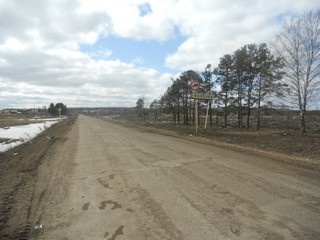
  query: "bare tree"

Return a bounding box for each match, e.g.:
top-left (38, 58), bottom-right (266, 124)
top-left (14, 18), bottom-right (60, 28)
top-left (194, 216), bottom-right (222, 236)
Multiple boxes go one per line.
top-left (275, 10), bottom-right (320, 134)
top-left (150, 99), bottom-right (161, 120)
top-left (136, 97), bottom-right (147, 120)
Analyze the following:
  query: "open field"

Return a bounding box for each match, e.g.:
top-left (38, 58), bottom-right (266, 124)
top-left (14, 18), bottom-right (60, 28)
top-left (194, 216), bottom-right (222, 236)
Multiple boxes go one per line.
top-left (0, 115), bottom-right (32, 128)
top-left (0, 114), bottom-right (50, 128)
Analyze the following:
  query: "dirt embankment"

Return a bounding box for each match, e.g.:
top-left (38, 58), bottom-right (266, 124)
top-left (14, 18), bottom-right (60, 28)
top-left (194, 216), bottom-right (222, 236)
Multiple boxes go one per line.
top-left (0, 116), bottom-right (76, 239)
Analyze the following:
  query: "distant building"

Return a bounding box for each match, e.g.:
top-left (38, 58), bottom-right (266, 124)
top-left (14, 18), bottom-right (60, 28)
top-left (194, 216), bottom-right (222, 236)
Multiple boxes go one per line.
top-left (4, 109), bottom-right (21, 114)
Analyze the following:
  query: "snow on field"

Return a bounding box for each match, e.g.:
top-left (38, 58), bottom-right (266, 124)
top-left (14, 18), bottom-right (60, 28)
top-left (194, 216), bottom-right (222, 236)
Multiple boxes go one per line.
top-left (0, 120), bottom-right (59, 153)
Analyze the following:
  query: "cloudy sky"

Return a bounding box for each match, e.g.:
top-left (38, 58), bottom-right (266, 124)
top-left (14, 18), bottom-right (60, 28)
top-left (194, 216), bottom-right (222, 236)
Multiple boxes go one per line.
top-left (0, 0), bottom-right (319, 108)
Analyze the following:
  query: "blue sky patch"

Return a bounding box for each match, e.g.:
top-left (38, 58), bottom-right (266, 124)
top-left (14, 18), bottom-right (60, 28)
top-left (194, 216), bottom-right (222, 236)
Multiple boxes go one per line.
top-left (138, 3), bottom-right (152, 16)
top-left (80, 32), bottom-right (187, 74)
top-left (275, 11), bottom-right (296, 24)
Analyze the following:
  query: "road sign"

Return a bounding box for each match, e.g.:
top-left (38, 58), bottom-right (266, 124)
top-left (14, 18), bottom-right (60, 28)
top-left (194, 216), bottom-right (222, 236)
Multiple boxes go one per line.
top-left (192, 92), bottom-right (213, 135)
top-left (190, 80), bottom-right (200, 91)
top-left (192, 93), bottom-right (214, 100)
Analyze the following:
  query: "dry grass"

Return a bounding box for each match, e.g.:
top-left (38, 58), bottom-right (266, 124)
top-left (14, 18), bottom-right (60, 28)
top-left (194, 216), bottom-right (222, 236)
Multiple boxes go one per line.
top-left (0, 114), bottom-right (47, 128)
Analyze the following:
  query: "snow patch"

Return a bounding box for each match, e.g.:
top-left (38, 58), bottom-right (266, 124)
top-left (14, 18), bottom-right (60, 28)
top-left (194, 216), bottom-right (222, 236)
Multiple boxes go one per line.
top-left (0, 120), bottom-right (59, 152)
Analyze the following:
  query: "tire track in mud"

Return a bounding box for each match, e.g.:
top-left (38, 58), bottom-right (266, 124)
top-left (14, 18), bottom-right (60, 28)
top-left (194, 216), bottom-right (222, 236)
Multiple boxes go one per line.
top-left (0, 175), bottom-right (33, 239)
top-left (0, 148), bottom-right (53, 239)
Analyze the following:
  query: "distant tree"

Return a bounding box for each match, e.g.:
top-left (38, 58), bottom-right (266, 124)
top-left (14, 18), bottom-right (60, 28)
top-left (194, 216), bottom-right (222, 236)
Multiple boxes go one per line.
top-left (48, 102), bottom-right (67, 116)
top-left (55, 103), bottom-right (68, 115)
top-left (48, 103), bottom-right (57, 115)
top-left (179, 70), bottom-right (203, 124)
top-left (159, 70), bottom-right (203, 124)
top-left (242, 44), bottom-right (258, 129)
top-left (274, 9), bottom-right (320, 134)
top-left (214, 54), bottom-right (235, 127)
top-left (170, 78), bottom-right (183, 123)
top-left (136, 97), bottom-right (147, 120)
top-left (233, 47), bottom-right (248, 128)
top-left (150, 99), bottom-right (161, 120)
top-left (160, 80), bottom-right (182, 123)
top-left (254, 43), bottom-right (284, 130)
top-left (233, 43), bottom-right (283, 129)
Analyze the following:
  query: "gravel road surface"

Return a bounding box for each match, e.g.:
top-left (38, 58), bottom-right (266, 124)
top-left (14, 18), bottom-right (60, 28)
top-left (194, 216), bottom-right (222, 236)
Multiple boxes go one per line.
top-left (28, 115), bottom-right (320, 239)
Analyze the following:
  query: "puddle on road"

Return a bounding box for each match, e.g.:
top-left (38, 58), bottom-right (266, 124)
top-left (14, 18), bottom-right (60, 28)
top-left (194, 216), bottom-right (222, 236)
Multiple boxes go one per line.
top-left (126, 208), bottom-right (134, 212)
top-left (82, 202), bottom-right (90, 211)
top-left (82, 200), bottom-right (121, 211)
top-left (106, 200), bottom-right (122, 210)
top-left (98, 200), bottom-right (122, 210)
top-left (105, 225), bottom-right (124, 240)
top-left (99, 201), bottom-right (108, 210)
top-left (98, 178), bottom-right (113, 189)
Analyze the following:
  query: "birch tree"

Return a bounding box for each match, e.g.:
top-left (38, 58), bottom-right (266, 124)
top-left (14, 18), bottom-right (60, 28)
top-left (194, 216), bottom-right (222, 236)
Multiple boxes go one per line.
top-left (275, 10), bottom-right (320, 134)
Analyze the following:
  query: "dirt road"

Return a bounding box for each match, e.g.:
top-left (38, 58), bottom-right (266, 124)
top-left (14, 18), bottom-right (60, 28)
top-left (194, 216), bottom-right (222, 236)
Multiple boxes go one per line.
top-left (26, 115), bottom-right (320, 239)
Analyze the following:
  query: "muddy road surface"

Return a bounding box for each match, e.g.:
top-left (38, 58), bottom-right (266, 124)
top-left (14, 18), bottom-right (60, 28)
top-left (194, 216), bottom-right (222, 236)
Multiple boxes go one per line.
top-left (2, 115), bottom-right (320, 239)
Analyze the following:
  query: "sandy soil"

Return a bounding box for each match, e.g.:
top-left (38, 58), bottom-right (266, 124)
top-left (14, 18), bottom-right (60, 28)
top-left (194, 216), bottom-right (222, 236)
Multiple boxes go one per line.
top-left (1, 115), bottom-right (320, 239)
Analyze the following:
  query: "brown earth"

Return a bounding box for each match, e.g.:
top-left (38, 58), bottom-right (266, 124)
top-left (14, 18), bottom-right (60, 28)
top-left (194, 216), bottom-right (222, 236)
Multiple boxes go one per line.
top-left (0, 115), bottom-right (320, 239)
top-left (113, 119), bottom-right (320, 172)
top-left (0, 117), bottom-right (76, 239)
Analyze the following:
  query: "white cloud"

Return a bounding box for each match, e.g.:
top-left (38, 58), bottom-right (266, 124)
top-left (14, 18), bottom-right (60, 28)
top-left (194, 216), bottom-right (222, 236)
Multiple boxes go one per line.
top-left (164, 0), bottom-right (320, 71)
top-left (0, 45), bottom-right (172, 107)
top-left (78, 0), bottom-right (175, 41)
top-left (0, 0), bottom-right (174, 107)
top-left (1, 38), bottom-right (27, 52)
top-left (0, 0), bottom-right (319, 108)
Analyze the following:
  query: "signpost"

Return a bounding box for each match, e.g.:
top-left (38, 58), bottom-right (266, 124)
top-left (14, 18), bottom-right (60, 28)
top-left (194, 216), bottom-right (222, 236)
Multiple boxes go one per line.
top-left (191, 93), bottom-right (214, 100)
top-left (190, 81), bottom-right (213, 134)
top-left (190, 80), bottom-right (200, 134)
top-left (58, 108), bottom-right (62, 121)
top-left (190, 80), bottom-right (200, 91)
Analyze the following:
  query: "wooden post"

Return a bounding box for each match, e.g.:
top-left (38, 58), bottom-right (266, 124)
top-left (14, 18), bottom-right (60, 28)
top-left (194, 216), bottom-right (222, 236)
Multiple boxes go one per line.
top-left (195, 99), bottom-right (198, 134)
top-left (204, 100), bottom-right (210, 129)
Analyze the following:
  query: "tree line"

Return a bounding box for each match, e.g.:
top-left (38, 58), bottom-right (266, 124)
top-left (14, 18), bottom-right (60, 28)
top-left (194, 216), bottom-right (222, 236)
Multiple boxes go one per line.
top-left (48, 102), bottom-right (68, 116)
top-left (139, 10), bottom-right (320, 134)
